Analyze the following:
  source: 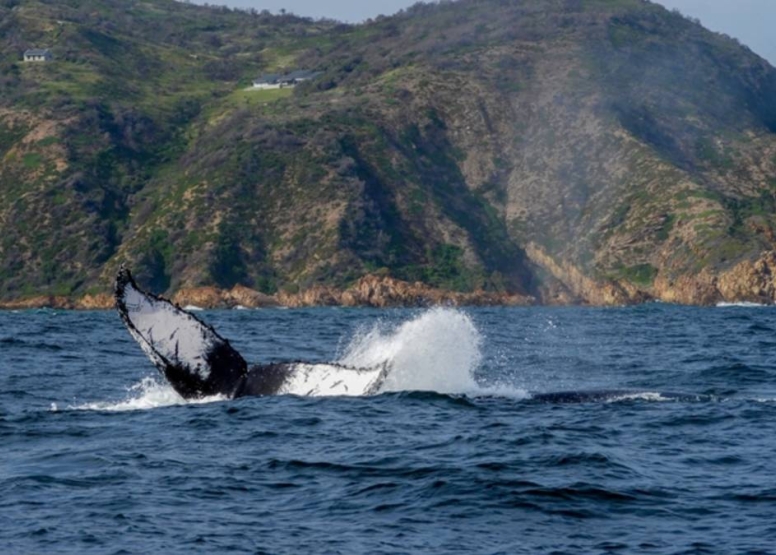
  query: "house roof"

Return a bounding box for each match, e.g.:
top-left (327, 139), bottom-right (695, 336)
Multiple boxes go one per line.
top-left (24, 48), bottom-right (51, 56)
top-left (253, 73), bottom-right (281, 84)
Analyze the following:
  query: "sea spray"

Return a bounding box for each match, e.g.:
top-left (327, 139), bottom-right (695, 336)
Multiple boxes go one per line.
top-left (73, 377), bottom-right (225, 412)
top-left (339, 307), bottom-right (482, 395)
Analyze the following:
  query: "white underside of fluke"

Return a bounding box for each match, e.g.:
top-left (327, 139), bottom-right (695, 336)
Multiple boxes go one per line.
top-left (120, 282), bottom-right (221, 380)
top-left (277, 362), bottom-right (389, 397)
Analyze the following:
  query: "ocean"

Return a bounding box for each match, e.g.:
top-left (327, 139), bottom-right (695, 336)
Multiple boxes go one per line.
top-left (2, 304), bottom-right (775, 554)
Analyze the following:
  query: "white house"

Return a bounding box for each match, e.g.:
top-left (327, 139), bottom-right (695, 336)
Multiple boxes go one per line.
top-left (252, 73), bottom-right (282, 89)
top-left (24, 48), bottom-right (53, 62)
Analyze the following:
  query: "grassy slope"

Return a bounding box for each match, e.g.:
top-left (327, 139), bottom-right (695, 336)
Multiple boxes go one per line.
top-left (0, 0), bottom-right (339, 296)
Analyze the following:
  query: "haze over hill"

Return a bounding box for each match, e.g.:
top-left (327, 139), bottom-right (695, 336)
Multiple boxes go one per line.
top-left (1, 0), bottom-right (776, 306)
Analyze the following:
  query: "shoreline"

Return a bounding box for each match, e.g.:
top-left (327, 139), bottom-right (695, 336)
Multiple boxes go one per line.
top-left (0, 274), bottom-right (536, 311)
top-left (0, 273), bottom-right (773, 310)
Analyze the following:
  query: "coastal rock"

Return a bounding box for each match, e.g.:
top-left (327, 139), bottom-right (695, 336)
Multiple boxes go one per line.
top-left (277, 286), bottom-right (341, 307)
top-left (341, 275), bottom-right (432, 307)
top-left (528, 244), bottom-right (776, 306)
top-left (74, 293), bottom-right (114, 310)
top-left (310, 274), bottom-right (533, 308)
top-left (652, 272), bottom-right (722, 305)
top-left (0, 295), bottom-right (72, 309)
top-left (717, 252), bottom-right (776, 304)
top-left (224, 285), bottom-right (279, 308)
top-left (172, 287), bottom-right (225, 309)
top-left (525, 243), bottom-right (649, 306)
top-left (5, 257), bottom-right (776, 310)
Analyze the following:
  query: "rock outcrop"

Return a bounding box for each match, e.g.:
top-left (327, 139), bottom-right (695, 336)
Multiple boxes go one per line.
top-left (527, 244), bottom-right (776, 306)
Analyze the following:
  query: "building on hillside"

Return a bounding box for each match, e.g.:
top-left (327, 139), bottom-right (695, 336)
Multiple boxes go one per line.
top-left (252, 73), bottom-right (282, 89)
top-left (252, 70), bottom-right (321, 89)
top-left (281, 70), bottom-right (321, 85)
top-left (23, 48), bottom-right (53, 62)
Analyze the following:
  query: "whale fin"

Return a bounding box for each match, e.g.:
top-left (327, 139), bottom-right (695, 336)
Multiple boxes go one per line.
top-left (114, 267), bottom-right (248, 399)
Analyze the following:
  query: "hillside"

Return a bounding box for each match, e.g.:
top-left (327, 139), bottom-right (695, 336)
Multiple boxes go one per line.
top-left (1, 0), bottom-right (776, 306)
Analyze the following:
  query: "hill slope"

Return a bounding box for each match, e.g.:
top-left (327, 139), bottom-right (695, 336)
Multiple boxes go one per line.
top-left (1, 0), bottom-right (776, 305)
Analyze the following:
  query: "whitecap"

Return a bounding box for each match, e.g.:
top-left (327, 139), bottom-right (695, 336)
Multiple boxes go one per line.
top-left (604, 392), bottom-right (673, 403)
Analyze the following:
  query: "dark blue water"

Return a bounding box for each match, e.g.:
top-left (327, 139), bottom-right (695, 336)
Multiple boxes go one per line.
top-left (2, 305), bottom-right (776, 554)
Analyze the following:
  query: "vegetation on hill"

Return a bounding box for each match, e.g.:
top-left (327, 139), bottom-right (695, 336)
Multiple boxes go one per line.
top-left (1, 0), bottom-right (775, 305)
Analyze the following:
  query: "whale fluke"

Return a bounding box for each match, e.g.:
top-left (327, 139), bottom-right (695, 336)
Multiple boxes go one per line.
top-left (115, 267), bottom-right (248, 398)
top-left (115, 267), bottom-right (391, 400)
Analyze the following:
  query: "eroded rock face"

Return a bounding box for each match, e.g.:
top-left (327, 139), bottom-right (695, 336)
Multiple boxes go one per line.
top-left (639, 254), bottom-right (776, 306)
top-left (172, 285), bottom-right (281, 309)
top-left (277, 286), bottom-right (341, 308)
top-left (0, 275), bottom-right (535, 310)
top-left (172, 287), bottom-right (224, 308)
top-left (224, 285), bottom-right (279, 308)
top-left (0, 296), bottom-right (73, 309)
top-left (74, 293), bottom-right (114, 310)
top-left (278, 275), bottom-right (535, 308)
top-left (652, 273), bottom-right (720, 306)
top-left (526, 245), bottom-right (776, 306)
top-left (341, 275), bottom-right (433, 307)
top-left (717, 253), bottom-right (776, 304)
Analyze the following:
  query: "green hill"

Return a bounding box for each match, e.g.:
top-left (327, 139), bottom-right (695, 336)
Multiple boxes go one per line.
top-left (1, 0), bottom-right (776, 305)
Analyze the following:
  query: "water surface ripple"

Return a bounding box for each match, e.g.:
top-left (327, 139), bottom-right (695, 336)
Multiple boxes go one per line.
top-left (2, 305), bottom-right (776, 554)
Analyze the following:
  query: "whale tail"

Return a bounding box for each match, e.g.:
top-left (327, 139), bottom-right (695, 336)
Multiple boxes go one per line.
top-left (114, 267), bottom-right (248, 399)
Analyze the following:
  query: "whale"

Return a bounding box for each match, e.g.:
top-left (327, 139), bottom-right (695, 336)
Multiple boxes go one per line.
top-left (115, 267), bottom-right (710, 403)
top-left (115, 267), bottom-right (390, 399)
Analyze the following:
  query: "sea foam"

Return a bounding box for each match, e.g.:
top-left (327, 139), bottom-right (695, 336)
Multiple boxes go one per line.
top-left (71, 377), bottom-right (225, 412)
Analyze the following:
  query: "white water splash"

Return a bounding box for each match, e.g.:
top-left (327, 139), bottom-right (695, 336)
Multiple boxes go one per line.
top-left (72, 377), bottom-right (225, 412)
top-left (339, 308), bottom-right (487, 395)
top-left (716, 301), bottom-right (769, 308)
